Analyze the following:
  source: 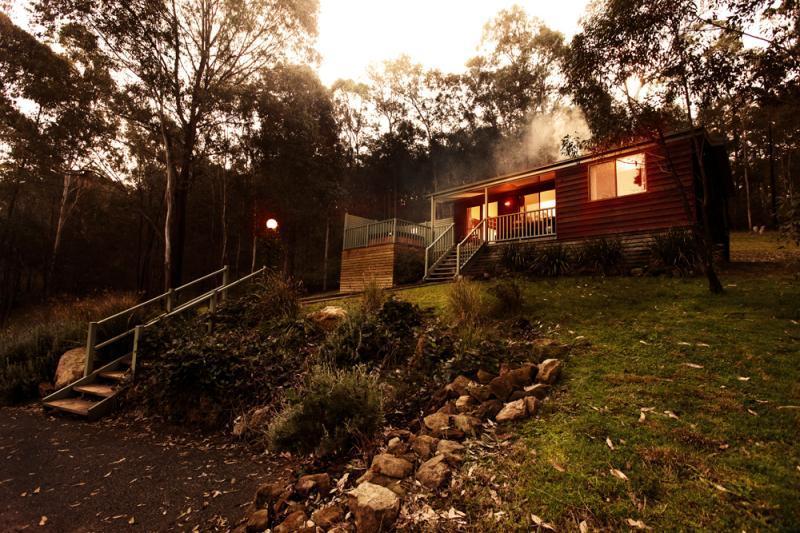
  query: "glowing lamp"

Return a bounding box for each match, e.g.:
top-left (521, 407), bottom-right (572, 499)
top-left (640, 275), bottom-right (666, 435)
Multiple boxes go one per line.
top-left (503, 200), bottom-right (512, 207)
top-left (266, 218), bottom-right (278, 230)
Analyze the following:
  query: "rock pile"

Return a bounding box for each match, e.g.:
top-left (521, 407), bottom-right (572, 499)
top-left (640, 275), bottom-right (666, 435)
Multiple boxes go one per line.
top-left (239, 351), bottom-right (565, 532)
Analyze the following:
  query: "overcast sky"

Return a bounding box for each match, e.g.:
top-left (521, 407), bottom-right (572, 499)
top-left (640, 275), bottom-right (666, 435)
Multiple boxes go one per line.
top-left (317, 0), bottom-right (591, 85)
top-left (10, 0), bottom-right (590, 86)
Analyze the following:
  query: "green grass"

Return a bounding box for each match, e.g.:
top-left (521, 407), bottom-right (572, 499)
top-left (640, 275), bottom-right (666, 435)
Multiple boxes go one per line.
top-left (314, 232), bottom-right (800, 530)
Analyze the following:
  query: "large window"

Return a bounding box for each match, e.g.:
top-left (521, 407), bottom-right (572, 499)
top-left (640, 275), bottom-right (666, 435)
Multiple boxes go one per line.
top-left (589, 153), bottom-right (646, 200)
top-left (522, 189), bottom-right (556, 213)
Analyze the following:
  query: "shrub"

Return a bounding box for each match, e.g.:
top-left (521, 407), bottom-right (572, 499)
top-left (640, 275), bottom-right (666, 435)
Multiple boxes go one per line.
top-left (361, 279), bottom-right (385, 314)
top-left (320, 298), bottom-right (422, 368)
top-left (250, 272), bottom-right (302, 324)
top-left (266, 365), bottom-right (383, 456)
top-left (446, 278), bottom-right (483, 325)
top-left (779, 196), bottom-right (800, 245)
top-left (649, 229), bottom-right (701, 275)
top-left (502, 243), bottom-right (572, 277)
top-left (0, 293), bottom-right (136, 404)
top-left (394, 252), bottom-right (424, 285)
top-left (574, 237), bottom-right (625, 275)
top-left (488, 278), bottom-right (525, 317)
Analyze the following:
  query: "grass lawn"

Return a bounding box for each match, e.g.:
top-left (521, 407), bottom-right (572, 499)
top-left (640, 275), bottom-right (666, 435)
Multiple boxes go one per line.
top-left (321, 232), bottom-right (800, 530)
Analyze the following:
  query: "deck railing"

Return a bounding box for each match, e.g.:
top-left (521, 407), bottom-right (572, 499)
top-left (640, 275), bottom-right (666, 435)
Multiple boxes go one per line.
top-left (486, 207), bottom-right (556, 242)
top-left (456, 219), bottom-right (486, 275)
top-left (424, 223), bottom-right (455, 278)
top-left (343, 218), bottom-right (433, 250)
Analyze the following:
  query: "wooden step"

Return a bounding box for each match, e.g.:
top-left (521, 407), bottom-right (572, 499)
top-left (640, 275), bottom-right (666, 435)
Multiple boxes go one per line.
top-left (73, 384), bottom-right (116, 398)
top-left (98, 370), bottom-right (127, 382)
top-left (43, 397), bottom-right (96, 417)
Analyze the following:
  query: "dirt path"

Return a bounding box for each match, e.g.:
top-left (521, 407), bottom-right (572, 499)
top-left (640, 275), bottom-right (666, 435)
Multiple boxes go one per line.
top-left (0, 405), bottom-right (291, 532)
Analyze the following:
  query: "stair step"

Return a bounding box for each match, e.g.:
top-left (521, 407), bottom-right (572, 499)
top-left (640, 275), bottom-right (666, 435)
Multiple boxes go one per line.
top-left (73, 384), bottom-right (116, 398)
top-left (43, 397), bottom-right (96, 416)
top-left (98, 370), bottom-right (127, 382)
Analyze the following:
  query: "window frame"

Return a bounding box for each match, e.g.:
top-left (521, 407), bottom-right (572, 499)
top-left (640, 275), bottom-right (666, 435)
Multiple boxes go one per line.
top-left (588, 152), bottom-right (647, 202)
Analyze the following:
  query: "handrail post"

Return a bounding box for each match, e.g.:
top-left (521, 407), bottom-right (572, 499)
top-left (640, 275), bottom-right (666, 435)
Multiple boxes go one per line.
top-left (424, 247), bottom-right (429, 278)
top-left (456, 246), bottom-right (461, 276)
top-left (83, 322), bottom-right (98, 377)
top-left (131, 325), bottom-right (143, 377)
top-left (392, 218), bottom-right (397, 244)
top-left (209, 289), bottom-right (218, 314)
top-left (166, 288), bottom-right (175, 313)
top-left (221, 265), bottom-right (229, 301)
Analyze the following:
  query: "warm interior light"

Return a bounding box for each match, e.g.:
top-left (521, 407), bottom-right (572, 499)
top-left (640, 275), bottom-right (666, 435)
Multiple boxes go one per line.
top-left (266, 218), bottom-right (278, 230)
top-left (504, 200), bottom-right (512, 207)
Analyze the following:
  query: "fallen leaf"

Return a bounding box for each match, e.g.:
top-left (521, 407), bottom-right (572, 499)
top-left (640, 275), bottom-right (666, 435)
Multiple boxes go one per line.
top-left (606, 437), bottom-right (614, 450)
top-left (696, 342), bottom-right (711, 347)
top-left (681, 363), bottom-right (704, 369)
top-left (610, 468), bottom-right (629, 481)
top-left (711, 482), bottom-right (729, 493)
top-left (664, 410), bottom-right (679, 420)
top-left (777, 405), bottom-right (800, 410)
top-left (737, 376), bottom-right (750, 381)
top-left (638, 411), bottom-right (646, 423)
top-left (39, 516), bottom-right (48, 526)
top-left (626, 518), bottom-right (649, 530)
top-left (638, 340), bottom-right (650, 345)
top-left (677, 341), bottom-right (692, 346)
top-left (530, 513), bottom-right (556, 531)
top-left (579, 520), bottom-right (589, 533)
top-left (747, 409), bottom-right (758, 416)
top-left (128, 517), bottom-right (135, 525)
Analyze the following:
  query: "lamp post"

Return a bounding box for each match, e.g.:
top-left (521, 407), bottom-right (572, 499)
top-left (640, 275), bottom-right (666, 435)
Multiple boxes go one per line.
top-left (252, 217), bottom-right (279, 272)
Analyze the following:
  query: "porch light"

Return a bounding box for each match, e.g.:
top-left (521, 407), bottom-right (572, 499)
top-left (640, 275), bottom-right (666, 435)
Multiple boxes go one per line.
top-left (503, 200), bottom-right (512, 207)
top-left (266, 218), bottom-right (278, 230)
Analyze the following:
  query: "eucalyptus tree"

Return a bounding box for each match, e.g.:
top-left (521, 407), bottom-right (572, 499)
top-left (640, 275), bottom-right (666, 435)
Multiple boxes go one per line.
top-left (34, 0), bottom-right (319, 287)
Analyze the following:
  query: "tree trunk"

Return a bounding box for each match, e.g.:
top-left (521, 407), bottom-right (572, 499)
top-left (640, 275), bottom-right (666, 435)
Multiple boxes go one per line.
top-left (768, 119), bottom-right (778, 227)
top-left (322, 216), bottom-right (330, 292)
top-left (46, 174), bottom-right (75, 298)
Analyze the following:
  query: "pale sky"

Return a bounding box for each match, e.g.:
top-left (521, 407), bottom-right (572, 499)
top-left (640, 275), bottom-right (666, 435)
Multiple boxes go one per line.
top-left (317, 0), bottom-right (591, 85)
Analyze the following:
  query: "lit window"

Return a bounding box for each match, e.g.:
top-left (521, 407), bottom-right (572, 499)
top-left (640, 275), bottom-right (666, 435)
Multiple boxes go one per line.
top-left (522, 190), bottom-right (556, 212)
top-left (589, 153), bottom-right (646, 200)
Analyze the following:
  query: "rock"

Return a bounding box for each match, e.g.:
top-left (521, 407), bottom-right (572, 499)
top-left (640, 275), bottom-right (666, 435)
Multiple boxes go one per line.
top-left (415, 454), bottom-right (450, 490)
top-left (246, 509), bottom-right (270, 532)
top-left (488, 374), bottom-right (514, 401)
top-left (295, 473), bottom-right (331, 496)
top-left (509, 383), bottom-right (551, 401)
top-left (273, 510), bottom-right (308, 533)
top-left (254, 481), bottom-right (288, 509)
top-left (495, 399), bottom-right (528, 422)
top-left (312, 505), bottom-right (344, 529)
top-left (473, 399), bottom-right (504, 420)
top-left (532, 339), bottom-right (569, 359)
top-left (410, 435), bottom-right (439, 459)
top-left (524, 396), bottom-right (540, 416)
top-left (476, 369), bottom-right (496, 384)
top-left (437, 401), bottom-right (458, 415)
top-left (423, 412), bottom-right (451, 434)
top-left (506, 363), bottom-right (537, 388)
top-left (466, 384), bottom-right (492, 403)
top-left (436, 439), bottom-right (465, 463)
top-left (356, 469), bottom-right (405, 498)
top-left (445, 375), bottom-right (479, 398)
top-left (54, 347), bottom-right (86, 389)
top-left (306, 305), bottom-right (348, 331)
top-left (536, 359), bottom-right (562, 385)
top-left (371, 454), bottom-right (413, 479)
top-left (386, 437), bottom-right (408, 455)
top-left (455, 395), bottom-right (477, 413)
top-left (451, 414), bottom-right (481, 436)
top-left (347, 482), bottom-right (400, 533)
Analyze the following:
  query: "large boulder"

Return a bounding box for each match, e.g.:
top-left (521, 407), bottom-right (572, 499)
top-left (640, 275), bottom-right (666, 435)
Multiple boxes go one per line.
top-left (536, 359), bottom-right (563, 385)
top-left (488, 374), bottom-right (514, 401)
top-left (348, 482), bottom-right (400, 533)
top-left (415, 454), bottom-right (450, 490)
top-left (306, 306), bottom-right (348, 331)
top-left (54, 347), bottom-right (85, 389)
top-left (371, 454), bottom-right (413, 479)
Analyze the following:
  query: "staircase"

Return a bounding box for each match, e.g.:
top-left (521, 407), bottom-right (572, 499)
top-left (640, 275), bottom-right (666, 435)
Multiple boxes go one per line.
top-left (43, 354), bottom-right (132, 420)
top-left (41, 265), bottom-right (267, 420)
top-left (425, 247), bottom-right (459, 281)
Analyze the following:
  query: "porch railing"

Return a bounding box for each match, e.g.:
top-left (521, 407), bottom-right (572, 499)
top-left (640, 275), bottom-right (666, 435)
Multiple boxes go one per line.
top-left (456, 219), bottom-right (486, 275)
top-left (343, 218), bottom-right (432, 250)
top-left (486, 207), bottom-right (556, 242)
top-left (424, 223), bottom-right (455, 278)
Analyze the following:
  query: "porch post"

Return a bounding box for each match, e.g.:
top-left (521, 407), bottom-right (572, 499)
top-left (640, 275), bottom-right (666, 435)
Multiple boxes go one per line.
top-left (483, 187), bottom-right (489, 241)
top-left (430, 195), bottom-right (436, 242)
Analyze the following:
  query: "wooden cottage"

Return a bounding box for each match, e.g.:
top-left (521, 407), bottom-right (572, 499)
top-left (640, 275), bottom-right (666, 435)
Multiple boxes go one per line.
top-left (340, 129), bottom-right (731, 291)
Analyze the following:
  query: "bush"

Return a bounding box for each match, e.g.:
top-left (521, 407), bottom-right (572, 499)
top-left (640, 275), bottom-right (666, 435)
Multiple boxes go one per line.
top-left (502, 243), bottom-right (572, 277)
top-left (361, 279), bottom-right (385, 314)
top-left (266, 365), bottom-right (383, 456)
top-left (779, 196), bottom-right (800, 245)
top-left (0, 293), bottom-right (136, 404)
top-left (649, 229), bottom-right (701, 275)
top-left (320, 298), bottom-right (422, 368)
top-left (574, 237), bottom-right (625, 275)
top-left (394, 252), bottom-right (424, 285)
top-left (487, 278), bottom-right (525, 317)
top-left (447, 278), bottom-right (483, 325)
top-left (251, 272), bottom-right (302, 324)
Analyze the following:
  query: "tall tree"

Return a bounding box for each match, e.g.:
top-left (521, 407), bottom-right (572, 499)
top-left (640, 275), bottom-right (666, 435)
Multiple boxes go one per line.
top-left (35, 0), bottom-right (318, 288)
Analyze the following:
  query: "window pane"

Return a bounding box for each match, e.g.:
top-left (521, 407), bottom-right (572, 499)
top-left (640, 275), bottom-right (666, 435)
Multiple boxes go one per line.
top-left (590, 161), bottom-right (616, 200)
top-left (523, 193), bottom-right (540, 211)
top-left (487, 201), bottom-right (498, 218)
top-left (540, 189), bottom-right (556, 210)
top-left (616, 153), bottom-right (646, 196)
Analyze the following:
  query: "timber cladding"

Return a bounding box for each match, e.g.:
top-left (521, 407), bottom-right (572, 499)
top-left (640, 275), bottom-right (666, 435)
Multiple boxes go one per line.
top-left (339, 242), bottom-right (425, 292)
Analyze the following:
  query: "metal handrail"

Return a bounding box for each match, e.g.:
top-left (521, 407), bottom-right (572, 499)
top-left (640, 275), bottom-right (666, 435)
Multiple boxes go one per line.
top-left (486, 207), bottom-right (556, 242)
top-left (456, 219), bottom-right (486, 275)
top-left (424, 223), bottom-right (455, 278)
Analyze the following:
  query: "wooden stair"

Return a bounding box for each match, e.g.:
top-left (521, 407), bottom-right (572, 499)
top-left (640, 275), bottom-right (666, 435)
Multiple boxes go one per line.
top-left (42, 354), bottom-right (131, 420)
top-left (424, 244), bottom-right (486, 282)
